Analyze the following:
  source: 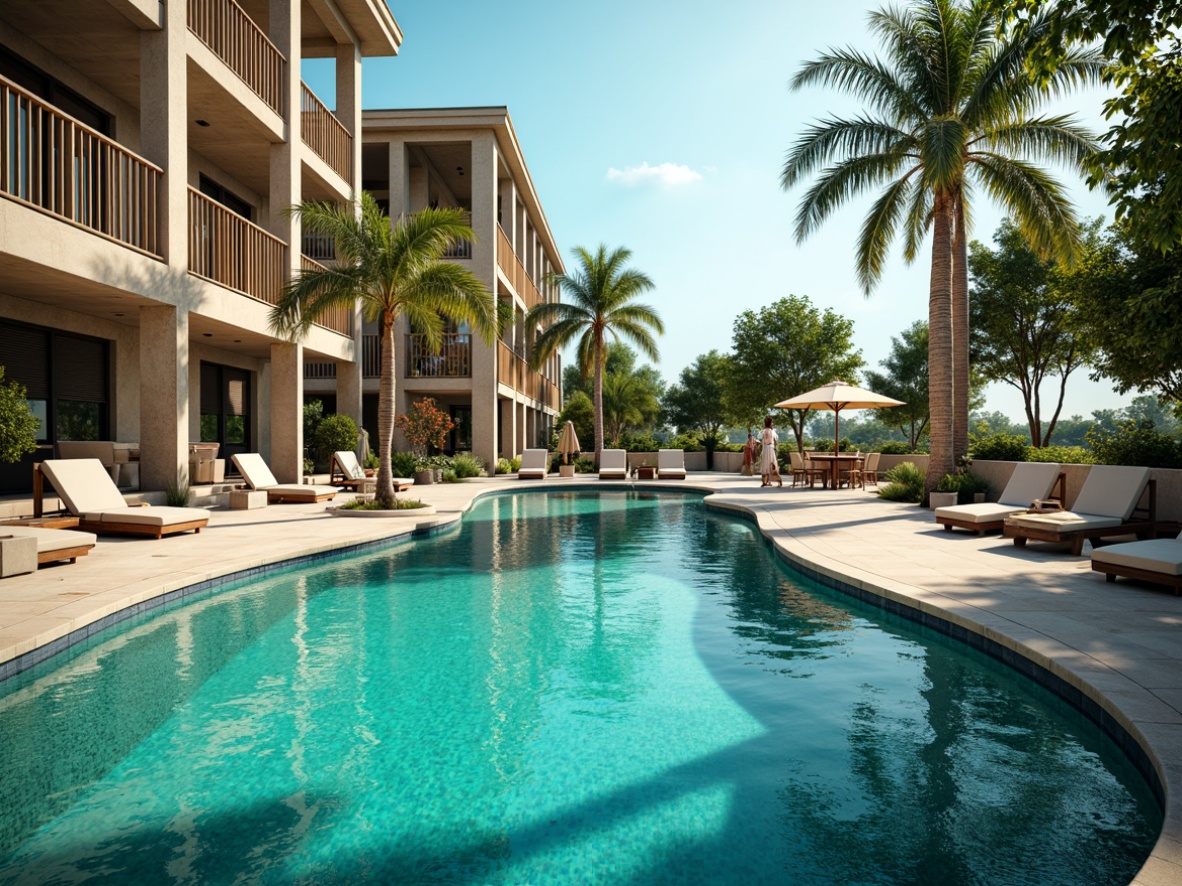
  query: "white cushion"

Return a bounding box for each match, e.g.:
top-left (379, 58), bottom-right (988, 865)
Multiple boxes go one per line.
top-left (1, 526), bottom-right (97, 552)
top-left (601, 449), bottom-right (627, 471)
top-left (519, 449), bottom-right (548, 471)
top-left (333, 451), bottom-right (365, 480)
top-left (1072, 465), bottom-right (1151, 519)
top-left (1092, 539), bottom-right (1182, 575)
top-left (998, 463), bottom-right (1062, 507)
top-left (658, 449), bottom-right (685, 471)
top-left (265, 484), bottom-right (339, 497)
top-left (83, 507), bottom-right (208, 527)
top-left (40, 459), bottom-right (128, 515)
top-left (231, 453), bottom-right (279, 490)
top-left (1007, 511), bottom-right (1124, 532)
top-left (935, 503), bottom-right (1025, 524)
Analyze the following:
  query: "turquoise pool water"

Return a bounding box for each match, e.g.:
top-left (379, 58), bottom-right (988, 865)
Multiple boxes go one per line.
top-left (0, 491), bottom-right (1160, 884)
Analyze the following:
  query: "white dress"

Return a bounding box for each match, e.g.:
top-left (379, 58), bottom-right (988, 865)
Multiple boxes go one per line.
top-left (760, 427), bottom-right (779, 474)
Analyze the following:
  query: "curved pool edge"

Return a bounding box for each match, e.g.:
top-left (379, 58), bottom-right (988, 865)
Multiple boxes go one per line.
top-left (0, 478), bottom-right (1177, 885)
top-left (699, 494), bottom-right (1179, 886)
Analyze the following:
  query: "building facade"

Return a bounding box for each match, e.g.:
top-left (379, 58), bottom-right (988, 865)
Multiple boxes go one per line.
top-left (304, 107), bottom-right (563, 470)
top-left (0, 0), bottom-right (400, 494)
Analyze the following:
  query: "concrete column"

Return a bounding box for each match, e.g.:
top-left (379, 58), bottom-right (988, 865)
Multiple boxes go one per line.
top-left (409, 166), bottom-right (429, 212)
top-left (269, 342), bottom-right (303, 482)
top-left (470, 132), bottom-right (499, 469)
top-left (387, 139), bottom-right (409, 216)
top-left (499, 398), bottom-right (516, 460)
top-left (516, 400), bottom-right (526, 454)
top-left (257, 363), bottom-right (273, 462)
top-left (498, 174), bottom-right (516, 244)
top-left (139, 0), bottom-right (187, 268)
top-left (335, 42), bottom-right (362, 194)
top-left (139, 305), bottom-right (189, 490)
top-left (336, 356), bottom-right (363, 442)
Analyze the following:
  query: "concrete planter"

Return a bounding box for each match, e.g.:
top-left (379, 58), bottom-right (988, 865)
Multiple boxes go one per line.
top-left (413, 469), bottom-right (434, 486)
top-left (929, 491), bottom-right (958, 510)
top-left (327, 503), bottom-right (436, 518)
top-left (559, 465), bottom-right (575, 477)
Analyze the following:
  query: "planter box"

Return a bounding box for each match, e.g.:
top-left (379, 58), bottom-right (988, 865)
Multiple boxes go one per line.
top-left (414, 469), bottom-right (434, 486)
top-left (559, 465), bottom-right (575, 477)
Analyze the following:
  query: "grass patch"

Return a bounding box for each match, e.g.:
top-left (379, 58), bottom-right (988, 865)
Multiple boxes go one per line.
top-left (338, 498), bottom-right (429, 511)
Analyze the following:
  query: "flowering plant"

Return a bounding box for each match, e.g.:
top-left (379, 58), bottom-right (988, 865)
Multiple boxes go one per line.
top-left (395, 397), bottom-right (454, 458)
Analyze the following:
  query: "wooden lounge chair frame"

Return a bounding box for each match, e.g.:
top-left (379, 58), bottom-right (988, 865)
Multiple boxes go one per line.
top-left (1091, 558), bottom-right (1182, 595)
top-left (0, 527), bottom-right (94, 565)
top-left (1003, 480), bottom-right (1177, 556)
top-left (232, 453), bottom-right (340, 503)
top-left (329, 452), bottom-right (413, 493)
top-left (32, 464), bottom-right (207, 539)
top-left (939, 473), bottom-right (1067, 535)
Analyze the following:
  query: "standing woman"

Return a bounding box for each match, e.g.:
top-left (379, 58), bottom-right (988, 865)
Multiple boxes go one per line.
top-left (760, 416), bottom-right (782, 487)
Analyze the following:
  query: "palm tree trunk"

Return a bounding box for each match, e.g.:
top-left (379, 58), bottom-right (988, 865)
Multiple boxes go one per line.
top-left (593, 333), bottom-right (605, 469)
top-left (927, 191), bottom-right (955, 499)
top-left (375, 311), bottom-right (397, 506)
top-left (952, 197), bottom-right (969, 461)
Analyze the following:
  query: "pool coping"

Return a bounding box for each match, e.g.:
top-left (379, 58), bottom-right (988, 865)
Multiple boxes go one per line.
top-left (0, 477), bottom-right (1177, 884)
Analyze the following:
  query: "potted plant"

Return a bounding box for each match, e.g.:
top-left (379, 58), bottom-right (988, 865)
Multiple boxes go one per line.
top-left (0, 366), bottom-right (40, 468)
top-left (396, 398), bottom-right (454, 487)
top-left (934, 470), bottom-right (989, 508)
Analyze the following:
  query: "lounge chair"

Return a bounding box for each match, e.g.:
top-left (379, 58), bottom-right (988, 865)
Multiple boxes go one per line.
top-left (657, 449), bottom-right (686, 480)
top-left (1003, 465), bottom-right (1163, 556)
top-left (232, 453), bottom-right (341, 503)
top-left (0, 526), bottom-right (97, 565)
top-left (330, 451), bottom-right (413, 493)
top-left (517, 449), bottom-right (548, 480)
top-left (848, 452), bottom-right (882, 490)
top-left (36, 459), bottom-right (210, 538)
top-left (1091, 531), bottom-right (1182, 595)
top-left (935, 462), bottom-right (1065, 535)
top-left (599, 449), bottom-right (628, 480)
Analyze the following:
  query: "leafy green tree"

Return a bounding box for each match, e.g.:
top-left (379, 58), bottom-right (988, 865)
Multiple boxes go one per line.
top-left (601, 370), bottom-right (661, 445)
top-left (968, 219), bottom-right (1095, 446)
top-left (726, 295), bottom-right (863, 452)
top-left (528, 245), bottom-right (663, 464)
top-left (1006, 0), bottom-right (1182, 253)
top-left (664, 351), bottom-right (731, 465)
top-left (562, 341), bottom-right (639, 401)
top-left (863, 321), bottom-right (931, 450)
top-left (270, 196), bottom-right (495, 506)
top-left (557, 390), bottom-right (595, 451)
top-left (782, 0), bottom-right (1102, 492)
top-left (1071, 220), bottom-right (1182, 407)
top-left (0, 367), bottom-right (40, 464)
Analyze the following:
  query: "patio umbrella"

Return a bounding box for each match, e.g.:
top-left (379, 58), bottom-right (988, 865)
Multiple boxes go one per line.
top-left (774, 379), bottom-right (904, 451)
top-left (558, 421), bottom-right (581, 464)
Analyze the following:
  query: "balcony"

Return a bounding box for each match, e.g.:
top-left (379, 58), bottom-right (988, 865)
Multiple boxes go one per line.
top-left (495, 225), bottom-right (542, 310)
top-left (405, 333), bottom-right (472, 378)
top-left (498, 341), bottom-right (558, 409)
top-left (187, 0), bottom-right (287, 116)
top-left (299, 255), bottom-right (353, 336)
top-left (0, 75), bottom-right (162, 258)
top-left (363, 333), bottom-right (381, 378)
top-left (304, 362), bottom-right (336, 379)
top-left (300, 83), bottom-right (352, 183)
top-left (188, 187), bottom-right (286, 305)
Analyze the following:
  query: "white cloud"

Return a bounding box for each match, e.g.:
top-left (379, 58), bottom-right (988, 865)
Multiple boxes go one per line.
top-left (605, 161), bottom-right (703, 187)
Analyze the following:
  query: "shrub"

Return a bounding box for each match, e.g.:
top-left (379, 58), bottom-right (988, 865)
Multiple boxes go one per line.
top-left (451, 453), bottom-right (484, 478)
top-left (877, 462), bottom-right (926, 503)
top-left (620, 433), bottom-right (663, 452)
top-left (441, 468), bottom-right (459, 483)
top-left (363, 451), bottom-right (380, 470)
top-left (495, 455), bottom-right (523, 474)
top-left (874, 440), bottom-right (913, 455)
top-left (311, 414), bottom-right (358, 465)
top-left (1086, 420), bottom-right (1182, 469)
top-left (303, 457), bottom-right (315, 476)
top-left (339, 497), bottom-right (428, 510)
top-left (574, 455), bottom-right (596, 473)
top-left (0, 367), bottom-right (40, 464)
top-left (164, 472), bottom-right (191, 507)
top-left (667, 432), bottom-right (704, 452)
top-left (969, 432), bottom-right (1028, 462)
top-left (935, 471), bottom-right (989, 505)
top-left (390, 450), bottom-right (418, 478)
top-left (1026, 444), bottom-right (1093, 465)
top-left (812, 437), bottom-right (854, 452)
top-left (395, 398), bottom-right (454, 457)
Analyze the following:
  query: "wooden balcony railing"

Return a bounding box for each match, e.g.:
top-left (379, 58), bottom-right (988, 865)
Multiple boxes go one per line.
top-left (498, 340), bottom-right (558, 405)
top-left (299, 255), bottom-right (353, 336)
top-left (302, 232), bottom-right (336, 262)
top-left (0, 75), bottom-right (162, 257)
top-left (187, 0), bottom-right (286, 115)
top-left (496, 224), bottom-right (542, 310)
top-left (362, 333), bottom-right (381, 378)
top-left (189, 188), bottom-right (286, 305)
top-left (300, 83), bottom-right (351, 182)
top-left (304, 362), bottom-right (336, 379)
top-left (405, 333), bottom-right (472, 378)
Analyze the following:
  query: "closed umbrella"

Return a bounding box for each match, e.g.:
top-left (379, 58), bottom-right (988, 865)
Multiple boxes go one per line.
top-left (774, 379), bottom-right (904, 451)
top-left (558, 421), bottom-right (581, 465)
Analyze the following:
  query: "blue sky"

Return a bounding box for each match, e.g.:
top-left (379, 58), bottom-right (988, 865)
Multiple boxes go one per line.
top-left (306, 0), bottom-right (1126, 422)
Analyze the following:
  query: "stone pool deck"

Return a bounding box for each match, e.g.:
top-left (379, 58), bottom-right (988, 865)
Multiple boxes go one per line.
top-left (0, 473), bottom-right (1179, 885)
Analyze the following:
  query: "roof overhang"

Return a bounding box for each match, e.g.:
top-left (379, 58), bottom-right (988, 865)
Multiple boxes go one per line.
top-left (306, 0), bottom-right (402, 57)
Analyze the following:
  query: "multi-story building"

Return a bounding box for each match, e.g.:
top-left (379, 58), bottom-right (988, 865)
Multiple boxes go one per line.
top-left (304, 107), bottom-right (564, 470)
top-left (0, 0), bottom-right (400, 494)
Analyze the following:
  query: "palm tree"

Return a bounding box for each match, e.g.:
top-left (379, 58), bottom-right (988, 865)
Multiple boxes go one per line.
top-left (270, 195), bottom-right (496, 506)
top-left (780, 0), bottom-right (1101, 493)
top-left (526, 245), bottom-right (663, 464)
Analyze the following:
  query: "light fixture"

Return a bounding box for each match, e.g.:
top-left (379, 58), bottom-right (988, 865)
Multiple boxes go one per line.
top-left (196, 119), bottom-right (211, 127)
top-left (113, 312), bottom-right (125, 317)
top-left (456, 166), bottom-right (464, 176)
top-left (202, 333), bottom-right (213, 337)
top-left (234, 339), bottom-right (242, 343)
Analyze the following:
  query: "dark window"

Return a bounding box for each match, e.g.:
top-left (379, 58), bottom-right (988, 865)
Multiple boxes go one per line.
top-left (200, 362), bottom-right (252, 463)
top-left (0, 46), bottom-right (112, 135)
top-left (450, 405), bottom-right (472, 453)
top-left (199, 175), bottom-right (253, 221)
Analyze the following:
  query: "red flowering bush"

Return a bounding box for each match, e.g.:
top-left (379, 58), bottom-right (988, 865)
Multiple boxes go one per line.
top-left (395, 397), bottom-right (454, 458)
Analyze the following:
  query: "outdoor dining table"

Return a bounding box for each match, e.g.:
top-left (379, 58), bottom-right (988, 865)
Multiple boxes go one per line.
top-left (804, 453), bottom-right (865, 489)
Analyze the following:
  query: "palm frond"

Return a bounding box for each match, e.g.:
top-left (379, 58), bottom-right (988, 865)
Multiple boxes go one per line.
top-left (794, 151), bottom-right (914, 241)
top-left (782, 117), bottom-right (915, 190)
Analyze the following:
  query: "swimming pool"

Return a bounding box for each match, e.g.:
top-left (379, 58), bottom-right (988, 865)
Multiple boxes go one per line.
top-left (0, 491), bottom-right (1160, 884)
